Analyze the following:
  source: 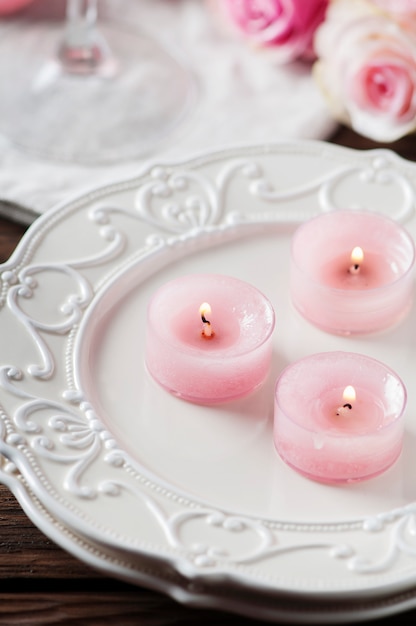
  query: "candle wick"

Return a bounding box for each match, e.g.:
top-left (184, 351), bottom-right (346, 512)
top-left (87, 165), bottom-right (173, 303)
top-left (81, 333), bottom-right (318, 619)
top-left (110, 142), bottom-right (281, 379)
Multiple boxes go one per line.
top-left (349, 263), bottom-right (360, 275)
top-left (201, 312), bottom-right (214, 339)
top-left (336, 403), bottom-right (353, 416)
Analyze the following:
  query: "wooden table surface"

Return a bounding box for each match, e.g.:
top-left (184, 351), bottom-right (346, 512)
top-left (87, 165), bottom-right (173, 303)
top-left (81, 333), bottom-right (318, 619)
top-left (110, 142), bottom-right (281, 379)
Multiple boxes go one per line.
top-left (1, 126), bottom-right (416, 625)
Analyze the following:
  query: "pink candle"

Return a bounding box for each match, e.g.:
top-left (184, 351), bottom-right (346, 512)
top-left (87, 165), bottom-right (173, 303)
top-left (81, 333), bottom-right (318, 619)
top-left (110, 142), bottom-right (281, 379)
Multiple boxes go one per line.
top-left (291, 210), bottom-right (415, 335)
top-left (274, 351), bottom-right (407, 483)
top-left (145, 274), bottom-right (275, 404)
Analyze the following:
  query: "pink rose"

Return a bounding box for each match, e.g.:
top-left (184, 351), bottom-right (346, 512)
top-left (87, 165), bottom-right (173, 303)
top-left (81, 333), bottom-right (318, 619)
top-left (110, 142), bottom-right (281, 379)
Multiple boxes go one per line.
top-left (0, 0), bottom-right (34, 15)
top-left (314, 0), bottom-right (416, 141)
top-left (214, 0), bottom-right (329, 62)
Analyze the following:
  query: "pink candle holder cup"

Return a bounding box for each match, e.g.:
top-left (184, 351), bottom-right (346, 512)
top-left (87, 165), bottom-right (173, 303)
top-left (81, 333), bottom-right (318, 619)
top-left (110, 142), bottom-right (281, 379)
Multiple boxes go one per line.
top-left (145, 274), bottom-right (275, 404)
top-left (290, 210), bottom-right (415, 335)
top-left (274, 351), bottom-right (407, 484)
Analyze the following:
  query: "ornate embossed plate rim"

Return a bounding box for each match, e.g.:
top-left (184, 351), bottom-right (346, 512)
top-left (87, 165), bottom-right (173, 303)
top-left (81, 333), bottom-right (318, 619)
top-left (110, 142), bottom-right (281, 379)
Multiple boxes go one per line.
top-left (1, 141), bottom-right (416, 601)
top-left (3, 461), bottom-right (416, 624)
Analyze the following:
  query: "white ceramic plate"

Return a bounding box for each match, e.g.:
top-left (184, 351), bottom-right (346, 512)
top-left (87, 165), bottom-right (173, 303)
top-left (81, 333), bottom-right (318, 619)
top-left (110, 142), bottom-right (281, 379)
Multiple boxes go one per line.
top-left (2, 142), bottom-right (416, 606)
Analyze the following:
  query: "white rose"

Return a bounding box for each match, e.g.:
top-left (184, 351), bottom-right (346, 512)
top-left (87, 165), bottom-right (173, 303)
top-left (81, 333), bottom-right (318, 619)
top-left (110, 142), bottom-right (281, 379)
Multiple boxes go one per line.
top-left (313, 0), bottom-right (416, 141)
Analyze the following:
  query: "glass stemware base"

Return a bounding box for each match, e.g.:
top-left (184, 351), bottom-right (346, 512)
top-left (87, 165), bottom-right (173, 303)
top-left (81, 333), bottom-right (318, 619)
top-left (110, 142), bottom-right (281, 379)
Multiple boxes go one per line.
top-left (0, 21), bottom-right (196, 163)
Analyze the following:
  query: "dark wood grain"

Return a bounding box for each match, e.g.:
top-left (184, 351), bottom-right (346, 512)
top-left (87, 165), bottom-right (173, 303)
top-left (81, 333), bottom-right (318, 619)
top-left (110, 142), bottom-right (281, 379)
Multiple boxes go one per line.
top-left (0, 591), bottom-right (274, 626)
top-left (2, 125), bottom-right (416, 624)
top-left (330, 125), bottom-right (416, 162)
top-left (0, 484), bottom-right (95, 580)
top-left (0, 219), bottom-right (26, 262)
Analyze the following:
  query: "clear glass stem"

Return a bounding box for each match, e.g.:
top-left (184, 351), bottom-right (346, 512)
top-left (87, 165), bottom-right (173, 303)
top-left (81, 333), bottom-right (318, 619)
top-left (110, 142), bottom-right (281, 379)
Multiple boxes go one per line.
top-left (58, 0), bottom-right (111, 75)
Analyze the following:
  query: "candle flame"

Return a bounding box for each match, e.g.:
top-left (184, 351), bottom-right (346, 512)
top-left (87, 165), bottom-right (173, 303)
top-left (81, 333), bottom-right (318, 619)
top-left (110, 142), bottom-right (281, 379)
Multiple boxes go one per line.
top-left (199, 302), bottom-right (213, 338)
top-left (349, 246), bottom-right (364, 275)
top-left (351, 246), bottom-right (364, 266)
top-left (199, 302), bottom-right (211, 320)
top-left (336, 385), bottom-right (356, 416)
top-left (342, 385), bottom-right (356, 404)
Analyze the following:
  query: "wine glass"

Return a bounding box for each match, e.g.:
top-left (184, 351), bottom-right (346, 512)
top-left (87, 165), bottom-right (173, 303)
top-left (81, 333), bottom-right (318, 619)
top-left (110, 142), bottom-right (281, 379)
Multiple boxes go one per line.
top-left (0, 0), bottom-right (196, 163)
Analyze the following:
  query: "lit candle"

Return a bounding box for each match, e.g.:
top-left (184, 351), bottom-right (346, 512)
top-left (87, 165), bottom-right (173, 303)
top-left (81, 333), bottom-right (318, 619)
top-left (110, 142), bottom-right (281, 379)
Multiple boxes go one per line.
top-left (274, 351), bottom-right (407, 483)
top-left (145, 274), bottom-right (275, 404)
top-left (290, 210), bottom-right (415, 334)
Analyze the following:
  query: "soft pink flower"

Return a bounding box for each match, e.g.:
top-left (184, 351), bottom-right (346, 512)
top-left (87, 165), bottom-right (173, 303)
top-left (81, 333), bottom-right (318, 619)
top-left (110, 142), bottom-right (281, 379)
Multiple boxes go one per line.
top-left (313, 0), bottom-right (416, 141)
top-left (0, 0), bottom-right (34, 15)
top-left (215, 0), bottom-right (329, 62)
